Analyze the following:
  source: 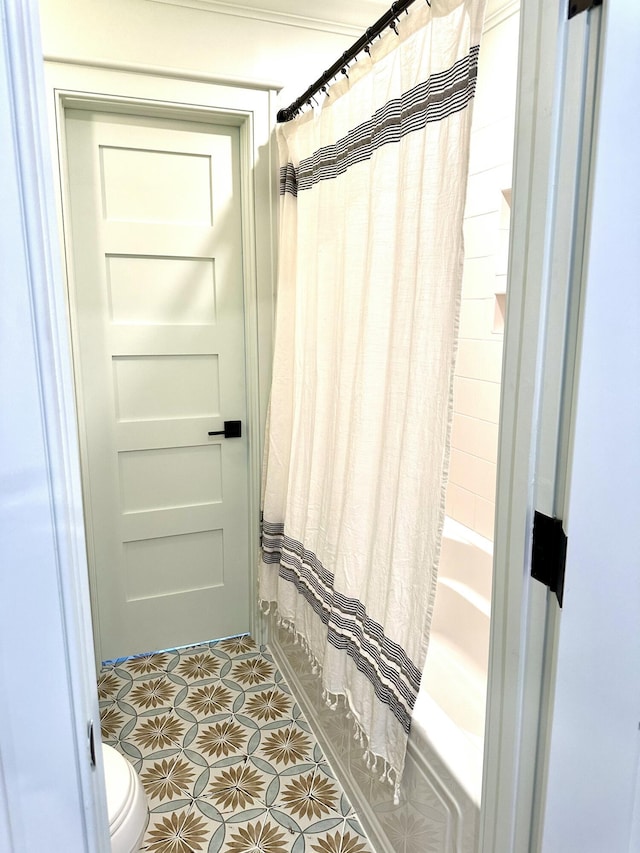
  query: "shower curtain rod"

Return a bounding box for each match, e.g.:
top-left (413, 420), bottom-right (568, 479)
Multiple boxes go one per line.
top-left (276, 0), bottom-right (422, 123)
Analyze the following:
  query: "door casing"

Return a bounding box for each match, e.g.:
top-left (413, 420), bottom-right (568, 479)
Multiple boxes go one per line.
top-left (45, 63), bottom-right (278, 657)
top-left (480, 1), bottom-right (605, 849)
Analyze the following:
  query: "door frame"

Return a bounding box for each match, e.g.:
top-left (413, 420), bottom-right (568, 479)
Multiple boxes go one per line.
top-left (0, 2), bottom-right (109, 847)
top-left (480, 0), bottom-right (604, 849)
top-left (44, 62), bottom-right (278, 658)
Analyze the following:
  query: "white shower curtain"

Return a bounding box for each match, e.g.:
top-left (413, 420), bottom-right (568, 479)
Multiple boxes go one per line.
top-left (260, 0), bottom-right (486, 796)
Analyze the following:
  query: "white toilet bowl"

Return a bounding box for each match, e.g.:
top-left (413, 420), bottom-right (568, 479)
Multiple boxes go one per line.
top-left (102, 743), bottom-right (148, 853)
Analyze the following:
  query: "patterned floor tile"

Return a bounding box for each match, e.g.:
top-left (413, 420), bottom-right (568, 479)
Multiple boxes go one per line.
top-left (256, 724), bottom-right (315, 771)
top-left (219, 814), bottom-right (295, 853)
top-left (98, 637), bottom-right (374, 853)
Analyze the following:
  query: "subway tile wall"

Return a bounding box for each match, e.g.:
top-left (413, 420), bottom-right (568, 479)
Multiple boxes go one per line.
top-left (445, 8), bottom-right (520, 542)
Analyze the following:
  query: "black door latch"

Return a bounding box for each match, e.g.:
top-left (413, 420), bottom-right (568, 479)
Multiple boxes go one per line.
top-left (208, 420), bottom-right (242, 439)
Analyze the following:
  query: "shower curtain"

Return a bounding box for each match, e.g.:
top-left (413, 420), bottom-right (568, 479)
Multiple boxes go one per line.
top-left (260, 0), bottom-right (486, 796)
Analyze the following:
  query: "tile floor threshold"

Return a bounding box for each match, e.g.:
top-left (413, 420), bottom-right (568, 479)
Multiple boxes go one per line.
top-left (99, 635), bottom-right (375, 853)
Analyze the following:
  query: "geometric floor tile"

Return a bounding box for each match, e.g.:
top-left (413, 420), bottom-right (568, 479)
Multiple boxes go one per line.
top-left (98, 636), bottom-right (374, 852)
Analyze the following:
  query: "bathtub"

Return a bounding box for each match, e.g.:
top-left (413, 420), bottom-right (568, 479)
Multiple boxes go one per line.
top-left (411, 516), bottom-right (493, 809)
top-left (269, 515), bottom-right (493, 853)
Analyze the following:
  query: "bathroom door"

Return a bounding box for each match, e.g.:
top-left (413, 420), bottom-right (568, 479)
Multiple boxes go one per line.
top-left (65, 109), bottom-right (250, 662)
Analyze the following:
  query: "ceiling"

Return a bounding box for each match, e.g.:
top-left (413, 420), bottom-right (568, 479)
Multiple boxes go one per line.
top-left (148, 0), bottom-right (392, 37)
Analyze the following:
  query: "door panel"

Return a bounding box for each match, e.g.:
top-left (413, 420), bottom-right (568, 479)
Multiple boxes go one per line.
top-left (107, 256), bottom-right (217, 325)
top-left (65, 110), bottom-right (250, 661)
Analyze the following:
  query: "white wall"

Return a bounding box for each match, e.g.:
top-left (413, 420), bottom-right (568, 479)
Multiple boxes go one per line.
top-left (39, 0), bottom-right (370, 107)
top-left (445, 5), bottom-right (519, 542)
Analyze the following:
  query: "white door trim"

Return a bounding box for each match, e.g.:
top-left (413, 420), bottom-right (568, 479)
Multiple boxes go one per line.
top-left (538, 0), bottom-right (640, 845)
top-left (481, 0), bottom-right (603, 849)
top-left (44, 63), bottom-right (278, 654)
top-left (0, 3), bottom-right (109, 848)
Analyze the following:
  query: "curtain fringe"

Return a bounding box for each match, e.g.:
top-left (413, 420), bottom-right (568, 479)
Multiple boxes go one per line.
top-left (263, 600), bottom-right (403, 805)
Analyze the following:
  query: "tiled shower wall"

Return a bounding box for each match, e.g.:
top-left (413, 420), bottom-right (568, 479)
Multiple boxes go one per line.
top-left (445, 3), bottom-right (520, 542)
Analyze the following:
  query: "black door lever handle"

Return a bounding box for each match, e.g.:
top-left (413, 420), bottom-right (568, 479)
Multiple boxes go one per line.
top-left (208, 420), bottom-right (242, 439)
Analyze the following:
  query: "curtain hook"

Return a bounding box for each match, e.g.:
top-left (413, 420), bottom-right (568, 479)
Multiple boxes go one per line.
top-left (364, 28), bottom-right (374, 57)
top-left (341, 66), bottom-right (349, 79)
top-left (390, 19), bottom-right (399, 35)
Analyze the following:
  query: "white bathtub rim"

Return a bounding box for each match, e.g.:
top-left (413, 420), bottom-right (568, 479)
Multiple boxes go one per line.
top-left (438, 576), bottom-right (491, 617)
top-left (412, 688), bottom-right (484, 808)
top-left (442, 515), bottom-right (493, 557)
top-left (422, 631), bottom-right (488, 736)
top-left (415, 515), bottom-right (491, 808)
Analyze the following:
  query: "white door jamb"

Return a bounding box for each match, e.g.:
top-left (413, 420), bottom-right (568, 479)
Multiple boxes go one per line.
top-left (480, 1), bottom-right (603, 849)
top-left (0, 2), bottom-right (109, 849)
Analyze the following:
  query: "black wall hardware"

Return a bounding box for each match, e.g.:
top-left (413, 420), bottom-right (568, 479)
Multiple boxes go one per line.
top-left (208, 420), bottom-right (242, 439)
top-left (88, 720), bottom-right (96, 767)
top-left (531, 511), bottom-right (567, 607)
top-left (568, 0), bottom-right (602, 20)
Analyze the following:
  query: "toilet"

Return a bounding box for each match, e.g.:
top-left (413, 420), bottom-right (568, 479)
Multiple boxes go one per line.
top-left (102, 743), bottom-right (148, 852)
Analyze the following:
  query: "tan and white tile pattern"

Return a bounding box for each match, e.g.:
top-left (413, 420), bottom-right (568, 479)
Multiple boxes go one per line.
top-left (98, 636), bottom-right (374, 853)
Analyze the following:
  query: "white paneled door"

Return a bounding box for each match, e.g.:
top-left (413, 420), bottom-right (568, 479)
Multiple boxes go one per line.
top-left (65, 110), bottom-right (250, 662)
